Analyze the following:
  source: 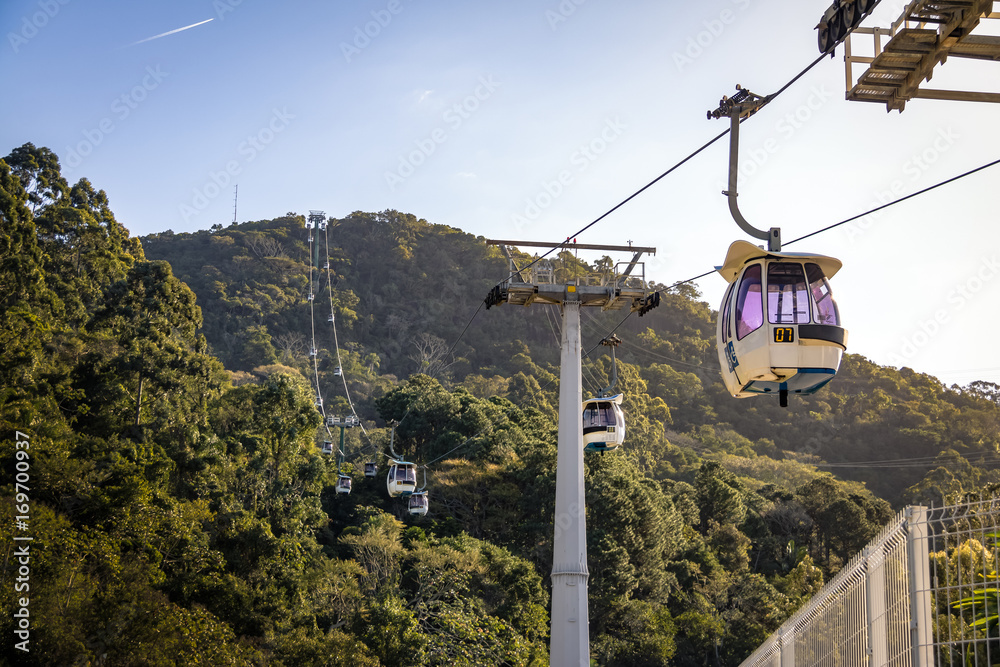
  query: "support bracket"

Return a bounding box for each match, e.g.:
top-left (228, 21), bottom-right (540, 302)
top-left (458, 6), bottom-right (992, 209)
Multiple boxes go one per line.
top-left (708, 85), bottom-right (782, 252)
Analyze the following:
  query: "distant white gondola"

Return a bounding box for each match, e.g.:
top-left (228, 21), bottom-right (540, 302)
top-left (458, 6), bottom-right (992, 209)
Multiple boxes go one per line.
top-left (336, 474), bottom-right (352, 495)
top-left (322, 440), bottom-right (334, 455)
top-left (386, 459), bottom-right (417, 497)
top-left (408, 491), bottom-right (429, 516)
top-left (716, 240), bottom-right (848, 406)
top-left (582, 393), bottom-right (626, 453)
top-left (364, 461), bottom-right (378, 478)
top-left (334, 366), bottom-right (343, 376)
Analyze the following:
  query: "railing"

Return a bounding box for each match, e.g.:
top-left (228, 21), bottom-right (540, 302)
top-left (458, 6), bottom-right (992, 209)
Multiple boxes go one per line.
top-left (528, 261), bottom-right (647, 290)
top-left (740, 498), bottom-right (1000, 667)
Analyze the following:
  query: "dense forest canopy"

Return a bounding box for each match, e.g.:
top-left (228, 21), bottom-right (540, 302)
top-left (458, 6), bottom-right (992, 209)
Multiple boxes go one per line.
top-left (3, 142), bottom-right (999, 665)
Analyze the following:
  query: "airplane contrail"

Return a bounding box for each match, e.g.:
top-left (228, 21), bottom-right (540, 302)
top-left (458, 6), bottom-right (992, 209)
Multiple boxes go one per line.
top-left (128, 18), bottom-right (213, 47)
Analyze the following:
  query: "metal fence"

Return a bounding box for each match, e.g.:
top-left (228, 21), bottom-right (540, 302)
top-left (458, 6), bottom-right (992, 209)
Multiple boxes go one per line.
top-left (740, 498), bottom-right (1000, 667)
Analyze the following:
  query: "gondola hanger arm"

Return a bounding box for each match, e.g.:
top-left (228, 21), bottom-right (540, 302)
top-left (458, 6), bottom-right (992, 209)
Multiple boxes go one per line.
top-left (708, 85), bottom-right (782, 252)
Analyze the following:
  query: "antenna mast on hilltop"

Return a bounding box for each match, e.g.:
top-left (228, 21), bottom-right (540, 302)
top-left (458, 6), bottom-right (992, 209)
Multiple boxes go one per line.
top-left (232, 185), bottom-right (238, 225)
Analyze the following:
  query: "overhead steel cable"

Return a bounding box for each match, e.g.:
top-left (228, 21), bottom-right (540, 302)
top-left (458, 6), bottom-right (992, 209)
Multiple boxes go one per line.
top-left (321, 220), bottom-right (368, 437)
top-left (411, 153), bottom-right (1000, 480)
top-left (783, 157), bottom-right (1000, 247)
top-left (305, 225), bottom-right (331, 438)
top-left (497, 54), bottom-right (829, 287)
top-left (341, 51), bottom-right (895, 475)
top-left (582, 156), bottom-right (1000, 360)
top-left (438, 53), bottom-right (833, 380)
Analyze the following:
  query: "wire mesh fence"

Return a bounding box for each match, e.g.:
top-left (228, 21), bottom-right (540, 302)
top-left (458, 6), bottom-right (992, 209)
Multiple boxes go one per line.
top-left (928, 498), bottom-right (1000, 667)
top-left (739, 498), bottom-right (1000, 667)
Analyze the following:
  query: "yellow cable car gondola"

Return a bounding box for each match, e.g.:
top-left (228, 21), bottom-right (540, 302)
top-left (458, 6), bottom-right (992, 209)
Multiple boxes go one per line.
top-left (716, 240), bottom-right (847, 406)
top-left (386, 459), bottom-right (417, 497)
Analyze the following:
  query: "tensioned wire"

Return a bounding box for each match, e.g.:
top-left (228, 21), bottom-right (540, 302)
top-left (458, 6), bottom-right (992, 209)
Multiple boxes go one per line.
top-left (309, 47), bottom-right (1000, 478)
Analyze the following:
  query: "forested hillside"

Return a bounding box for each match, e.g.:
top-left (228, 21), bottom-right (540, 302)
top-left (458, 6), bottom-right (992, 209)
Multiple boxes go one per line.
top-left (3, 142), bottom-right (999, 665)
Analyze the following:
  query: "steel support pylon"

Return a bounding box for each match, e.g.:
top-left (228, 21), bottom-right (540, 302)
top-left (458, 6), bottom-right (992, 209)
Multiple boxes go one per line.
top-left (550, 299), bottom-right (590, 666)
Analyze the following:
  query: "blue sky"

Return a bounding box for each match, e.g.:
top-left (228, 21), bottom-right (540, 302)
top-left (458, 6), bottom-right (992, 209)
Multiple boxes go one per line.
top-left (3, 0), bottom-right (999, 387)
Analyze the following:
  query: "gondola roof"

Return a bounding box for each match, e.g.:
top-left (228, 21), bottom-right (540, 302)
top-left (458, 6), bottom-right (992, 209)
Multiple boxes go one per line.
top-left (715, 240), bottom-right (843, 284)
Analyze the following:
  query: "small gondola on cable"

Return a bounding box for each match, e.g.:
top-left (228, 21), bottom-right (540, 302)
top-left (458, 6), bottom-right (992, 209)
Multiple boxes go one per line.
top-left (408, 490), bottom-right (429, 516)
top-left (336, 474), bottom-right (352, 495)
top-left (384, 426), bottom-right (431, 515)
top-left (708, 85), bottom-right (848, 407)
top-left (582, 335), bottom-right (626, 454)
top-left (406, 468), bottom-right (430, 516)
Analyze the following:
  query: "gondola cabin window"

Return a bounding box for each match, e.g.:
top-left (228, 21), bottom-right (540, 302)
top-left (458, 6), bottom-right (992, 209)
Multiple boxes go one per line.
top-left (806, 262), bottom-right (840, 325)
top-left (735, 264), bottom-right (763, 340)
top-left (583, 402), bottom-right (615, 430)
top-left (767, 262), bottom-right (811, 324)
top-left (722, 283), bottom-right (735, 341)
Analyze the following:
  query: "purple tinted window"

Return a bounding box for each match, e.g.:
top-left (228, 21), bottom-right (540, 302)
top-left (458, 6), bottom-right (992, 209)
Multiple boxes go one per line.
top-left (736, 265), bottom-right (763, 340)
top-left (806, 263), bottom-right (840, 325)
top-left (767, 263), bottom-right (811, 324)
top-left (583, 402), bottom-right (615, 428)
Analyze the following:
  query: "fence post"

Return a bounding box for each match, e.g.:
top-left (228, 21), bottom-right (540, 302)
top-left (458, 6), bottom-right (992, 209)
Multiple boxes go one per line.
top-left (906, 506), bottom-right (933, 667)
top-left (865, 546), bottom-right (888, 667)
top-left (780, 624), bottom-right (795, 667)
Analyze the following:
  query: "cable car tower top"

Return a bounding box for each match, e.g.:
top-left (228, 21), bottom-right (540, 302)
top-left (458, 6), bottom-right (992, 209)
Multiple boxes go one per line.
top-left (485, 239), bottom-right (659, 313)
